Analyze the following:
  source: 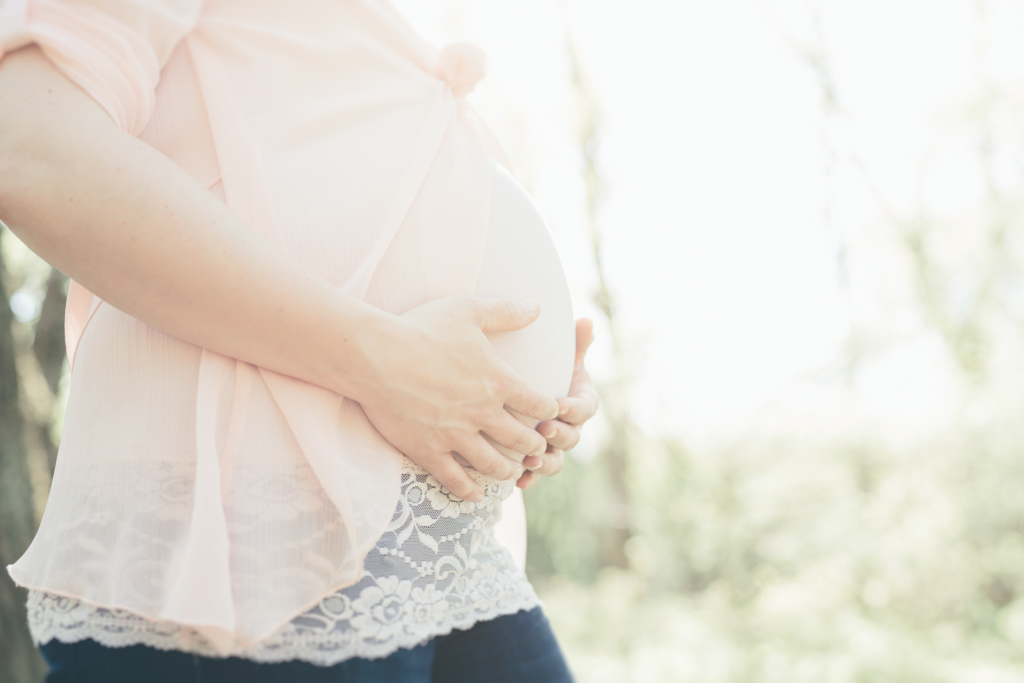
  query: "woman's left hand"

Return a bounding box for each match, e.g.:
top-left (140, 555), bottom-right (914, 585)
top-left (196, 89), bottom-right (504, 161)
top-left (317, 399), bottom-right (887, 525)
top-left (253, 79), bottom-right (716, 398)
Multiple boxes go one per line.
top-left (518, 318), bottom-right (599, 489)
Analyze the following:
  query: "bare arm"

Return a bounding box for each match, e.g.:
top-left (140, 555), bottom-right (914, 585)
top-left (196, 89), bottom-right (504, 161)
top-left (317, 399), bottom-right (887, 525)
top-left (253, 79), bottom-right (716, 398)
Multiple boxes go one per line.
top-left (0, 46), bottom-right (557, 501)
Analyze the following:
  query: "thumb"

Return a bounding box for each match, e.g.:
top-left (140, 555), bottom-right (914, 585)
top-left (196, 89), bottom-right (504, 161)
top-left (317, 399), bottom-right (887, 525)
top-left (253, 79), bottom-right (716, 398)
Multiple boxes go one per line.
top-left (574, 317), bottom-right (595, 368)
top-left (477, 298), bottom-right (542, 333)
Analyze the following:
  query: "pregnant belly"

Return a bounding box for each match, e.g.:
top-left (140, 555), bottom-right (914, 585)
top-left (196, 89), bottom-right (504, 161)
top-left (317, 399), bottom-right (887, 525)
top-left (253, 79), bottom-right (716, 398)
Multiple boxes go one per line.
top-left (471, 161), bottom-right (575, 463)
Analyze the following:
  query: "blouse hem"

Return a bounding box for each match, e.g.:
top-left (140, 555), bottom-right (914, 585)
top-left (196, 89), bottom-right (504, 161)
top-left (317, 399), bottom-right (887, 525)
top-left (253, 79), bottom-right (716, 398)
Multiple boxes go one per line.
top-left (27, 590), bottom-right (542, 667)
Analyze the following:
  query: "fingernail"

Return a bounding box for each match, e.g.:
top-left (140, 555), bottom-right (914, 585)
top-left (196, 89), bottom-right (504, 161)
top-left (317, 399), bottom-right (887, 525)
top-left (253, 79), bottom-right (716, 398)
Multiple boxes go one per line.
top-left (558, 404), bottom-right (570, 416)
top-left (524, 455), bottom-right (542, 470)
top-left (471, 490), bottom-right (484, 503)
top-left (521, 299), bottom-right (541, 315)
top-left (539, 423), bottom-right (556, 438)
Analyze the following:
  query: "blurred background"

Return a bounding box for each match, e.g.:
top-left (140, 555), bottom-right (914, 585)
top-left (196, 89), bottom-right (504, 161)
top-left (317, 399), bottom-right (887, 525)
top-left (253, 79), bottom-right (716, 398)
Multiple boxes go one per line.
top-left (4, 0), bottom-right (1024, 680)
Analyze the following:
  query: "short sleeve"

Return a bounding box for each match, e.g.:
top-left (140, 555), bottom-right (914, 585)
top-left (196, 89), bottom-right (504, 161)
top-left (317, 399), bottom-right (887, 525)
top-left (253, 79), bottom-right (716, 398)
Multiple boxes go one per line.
top-left (0, 0), bottom-right (204, 134)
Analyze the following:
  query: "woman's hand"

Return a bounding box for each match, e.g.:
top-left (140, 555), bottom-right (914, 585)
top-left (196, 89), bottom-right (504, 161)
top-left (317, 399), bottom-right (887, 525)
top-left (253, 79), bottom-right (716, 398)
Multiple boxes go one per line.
top-left (353, 296), bottom-right (559, 502)
top-left (517, 318), bottom-right (599, 489)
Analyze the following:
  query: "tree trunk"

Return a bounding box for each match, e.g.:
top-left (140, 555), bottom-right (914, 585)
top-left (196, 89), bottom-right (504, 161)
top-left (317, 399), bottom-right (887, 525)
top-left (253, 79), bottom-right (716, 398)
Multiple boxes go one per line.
top-left (567, 39), bottom-right (633, 569)
top-left (0, 233), bottom-right (47, 683)
top-left (33, 269), bottom-right (67, 474)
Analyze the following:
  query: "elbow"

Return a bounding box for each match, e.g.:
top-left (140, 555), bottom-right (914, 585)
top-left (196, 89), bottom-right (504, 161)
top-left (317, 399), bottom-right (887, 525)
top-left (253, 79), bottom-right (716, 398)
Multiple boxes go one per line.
top-left (0, 147), bottom-right (21, 226)
top-left (0, 52), bottom-right (40, 223)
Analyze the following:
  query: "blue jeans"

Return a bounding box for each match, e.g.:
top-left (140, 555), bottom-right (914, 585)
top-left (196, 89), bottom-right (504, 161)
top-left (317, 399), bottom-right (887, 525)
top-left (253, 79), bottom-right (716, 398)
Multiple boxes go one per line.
top-left (39, 606), bottom-right (573, 682)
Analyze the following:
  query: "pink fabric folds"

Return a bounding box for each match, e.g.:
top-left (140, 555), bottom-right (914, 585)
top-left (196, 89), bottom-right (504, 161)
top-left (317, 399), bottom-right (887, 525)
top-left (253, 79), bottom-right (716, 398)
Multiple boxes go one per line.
top-left (4, 0), bottom-right (503, 652)
top-left (0, 0), bottom-right (203, 134)
top-left (436, 42), bottom-right (487, 97)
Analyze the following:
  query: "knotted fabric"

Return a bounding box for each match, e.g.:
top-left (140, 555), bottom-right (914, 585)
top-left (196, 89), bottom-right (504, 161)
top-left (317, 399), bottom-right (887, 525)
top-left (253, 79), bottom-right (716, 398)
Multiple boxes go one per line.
top-left (436, 42), bottom-right (487, 97)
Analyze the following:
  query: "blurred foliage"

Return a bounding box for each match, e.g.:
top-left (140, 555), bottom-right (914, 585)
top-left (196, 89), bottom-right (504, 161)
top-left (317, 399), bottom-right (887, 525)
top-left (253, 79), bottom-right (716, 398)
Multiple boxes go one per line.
top-left (520, 2), bottom-right (1024, 681)
top-left (0, 226), bottom-right (60, 683)
top-left (527, 422), bottom-right (1024, 681)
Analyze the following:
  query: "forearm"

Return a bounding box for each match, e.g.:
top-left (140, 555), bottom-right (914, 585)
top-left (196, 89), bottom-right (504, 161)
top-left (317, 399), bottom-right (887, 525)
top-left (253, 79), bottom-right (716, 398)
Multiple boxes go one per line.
top-left (0, 46), bottom-right (380, 396)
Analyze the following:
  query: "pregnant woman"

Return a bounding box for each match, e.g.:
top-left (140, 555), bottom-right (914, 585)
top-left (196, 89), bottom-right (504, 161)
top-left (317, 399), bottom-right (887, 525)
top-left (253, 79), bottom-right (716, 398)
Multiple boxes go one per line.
top-left (0, 0), bottom-right (598, 681)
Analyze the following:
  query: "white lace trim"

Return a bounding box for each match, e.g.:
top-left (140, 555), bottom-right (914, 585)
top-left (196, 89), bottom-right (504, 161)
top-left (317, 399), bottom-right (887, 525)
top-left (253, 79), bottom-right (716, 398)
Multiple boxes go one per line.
top-left (26, 458), bottom-right (540, 666)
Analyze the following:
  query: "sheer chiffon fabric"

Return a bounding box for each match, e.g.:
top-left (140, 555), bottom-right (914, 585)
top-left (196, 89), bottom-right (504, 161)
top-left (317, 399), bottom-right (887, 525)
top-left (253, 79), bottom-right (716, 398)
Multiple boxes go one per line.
top-left (1, 0), bottom-right (546, 654)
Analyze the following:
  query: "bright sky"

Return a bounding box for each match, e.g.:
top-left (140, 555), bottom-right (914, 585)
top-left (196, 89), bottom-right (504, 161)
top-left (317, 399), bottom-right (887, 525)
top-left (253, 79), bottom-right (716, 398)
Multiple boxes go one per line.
top-left (391, 0), bottom-right (1024, 445)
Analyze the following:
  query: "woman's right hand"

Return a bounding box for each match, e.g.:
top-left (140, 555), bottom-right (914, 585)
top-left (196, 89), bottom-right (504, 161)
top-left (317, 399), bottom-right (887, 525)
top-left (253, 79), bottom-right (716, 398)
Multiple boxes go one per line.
top-left (350, 295), bottom-right (558, 502)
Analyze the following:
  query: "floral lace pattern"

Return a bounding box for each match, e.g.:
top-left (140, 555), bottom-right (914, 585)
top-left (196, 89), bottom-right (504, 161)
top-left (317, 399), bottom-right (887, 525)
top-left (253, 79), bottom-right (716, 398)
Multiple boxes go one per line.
top-left (26, 458), bottom-right (539, 665)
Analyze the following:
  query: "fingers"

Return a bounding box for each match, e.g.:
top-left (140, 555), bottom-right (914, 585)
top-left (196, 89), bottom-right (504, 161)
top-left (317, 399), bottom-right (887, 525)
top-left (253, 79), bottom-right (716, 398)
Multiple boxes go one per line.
top-left (482, 411), bottom-right (547, 457)
top-left (524, 447), bottom-right (562, 475)
top-left (418, 452), bottom-right (485, 502)
top-left (475, 297), bottom-right (542, 333)
top-left (539, 448), bottom-right (564, 477)
top-left (517, 447), bottom-right (564, 489)
top-left (516, 470), bottom-right (539, 489)
top-left (574, 317), bottom-right (595, 368)
top-left (555, 317), bottom-right (599, 424)
top-left (501, 368), bottom-right (559, 421)
top-left (471, 296), bottom-right (560, 420)
top-left (522, 454), bottom-right (542, 470)
top-left (555, 389), bottom-right (599, 424)
top-left (536, 419), bottom-right (581, 451)
top-left (453, 433), bottom-right (522, 481)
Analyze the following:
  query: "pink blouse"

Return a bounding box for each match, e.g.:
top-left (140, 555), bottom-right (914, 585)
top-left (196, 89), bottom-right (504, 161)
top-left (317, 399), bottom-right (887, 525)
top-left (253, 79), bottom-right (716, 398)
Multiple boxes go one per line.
top-left (0, 0), bottom-right (551, 654)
